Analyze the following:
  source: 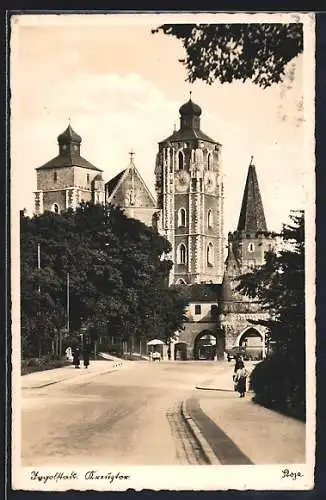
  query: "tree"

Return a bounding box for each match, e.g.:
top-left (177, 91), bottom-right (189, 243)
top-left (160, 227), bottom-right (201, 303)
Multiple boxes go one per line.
top-left (236, 210), bottom-right (305, 360)
top-left (20, 203), bottom-right (187, 358)
top-left (236, 211), bottom-right (305, 419)
top-left (152, 23), bottom-right (303, 88)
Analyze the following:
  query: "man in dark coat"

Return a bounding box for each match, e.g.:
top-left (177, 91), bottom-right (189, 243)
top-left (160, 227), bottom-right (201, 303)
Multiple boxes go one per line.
top-left (83, 346), bottom-right (90, 369)
top-left (72, 347), bottom-right (80, 369)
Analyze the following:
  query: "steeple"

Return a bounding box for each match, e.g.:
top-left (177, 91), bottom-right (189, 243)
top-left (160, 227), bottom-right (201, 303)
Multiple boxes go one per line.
top-left (179, 93), bottom-right (202, 131)
top-left (237, 156), bottom-right (267, 234)
top-left (57, 123), bottom-right (82, 157)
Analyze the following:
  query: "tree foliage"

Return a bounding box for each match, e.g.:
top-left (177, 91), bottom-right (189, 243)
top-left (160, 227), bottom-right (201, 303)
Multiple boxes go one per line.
top-left (236, 210), bottom-right (305, 359)
top-left (152, 23), bottom-right (303, 88)
top-left (20, 203), bottom-right (187, 357)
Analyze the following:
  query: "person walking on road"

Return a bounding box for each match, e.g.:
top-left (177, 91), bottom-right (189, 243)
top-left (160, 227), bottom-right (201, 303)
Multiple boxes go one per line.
top-left (234, 360), bottom-right (248, 398)
top-left (72, 347), bottom-right (80, 369)
top-left (83, 345), bottom-right (90, 369)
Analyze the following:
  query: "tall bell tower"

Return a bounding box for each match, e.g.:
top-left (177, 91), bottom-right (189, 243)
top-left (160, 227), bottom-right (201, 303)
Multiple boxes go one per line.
top-left (155, 95), bottom-right (224, 285)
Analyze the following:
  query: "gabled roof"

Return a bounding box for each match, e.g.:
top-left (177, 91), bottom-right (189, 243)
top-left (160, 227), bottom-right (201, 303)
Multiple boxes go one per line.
top-left (237, 157), bottom-right (267, 233)
top-left (36, 154), bottom-right (102, 172)
top-left (105, 169), bottom-right (126, 198)
top-left (105, 161), bottom-right (156, 207)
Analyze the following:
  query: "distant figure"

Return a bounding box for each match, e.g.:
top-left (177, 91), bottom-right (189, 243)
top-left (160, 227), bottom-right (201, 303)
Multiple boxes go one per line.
top-left (65, 346), bottom-right (72, 361)
top-left (167, 347), bottom-right (171, 361)
top-left (234, 355), bottom-right (243, 373)
top-left (152, 351), bottom-right (161, 362)
top-left (72, 347), bottom-right (80, 369)
top-left (234, 360), bottom-right (248, 398)
top-left (83, 346), bottom-right (90, 369)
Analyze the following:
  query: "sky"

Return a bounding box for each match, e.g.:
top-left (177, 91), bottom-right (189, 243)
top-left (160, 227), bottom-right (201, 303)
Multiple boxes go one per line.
top-left (10, 13), bottom-right (314, 235)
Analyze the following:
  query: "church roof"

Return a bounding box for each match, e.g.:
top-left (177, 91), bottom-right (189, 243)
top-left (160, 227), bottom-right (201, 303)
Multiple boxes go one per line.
top-left (237, 157), bottom-right (268, 233)
top-left (105, 156), bottom-right (156, 207)
top-left (105, 169), bottom-right (126, 198)
top-left (179, 98), bottom-right (202, 117)
top-left (37, 123), bottom-right (102, 172)
top-left (160, 127), bottom-right (218, 145)
top-left (57, 124), bottom-right (82, 144)
top-left (36, 154), bottom-right (102, 172)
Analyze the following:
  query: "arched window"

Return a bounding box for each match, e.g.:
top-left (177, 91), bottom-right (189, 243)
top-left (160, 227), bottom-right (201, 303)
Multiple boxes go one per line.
top-left (207, 242), bottom-right (214, 266)
top-left (178, 151), bottom-right (184, 170)
top-left (53, 203), bottom-right (60, 214)
top-left (178, 208), bottom-right (186, 227)
top-left (207, 209), bottom-right (213, 228)
top-left (207, 153), bottom-right (212, 171)
top-left (178, 243), bottom-right (187, 265)
top-left (248, 242), bottom-right (255, 253)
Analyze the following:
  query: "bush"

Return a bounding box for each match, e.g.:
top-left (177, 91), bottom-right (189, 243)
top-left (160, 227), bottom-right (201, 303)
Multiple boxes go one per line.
top-left (21, 356), bottom-right (70, 375)
top-left (250, 354), bottom-right (305, 421)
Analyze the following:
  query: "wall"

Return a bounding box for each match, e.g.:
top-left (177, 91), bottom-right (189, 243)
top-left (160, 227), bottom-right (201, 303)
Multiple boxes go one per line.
top-left (37, 167), bottom-right (74, 191)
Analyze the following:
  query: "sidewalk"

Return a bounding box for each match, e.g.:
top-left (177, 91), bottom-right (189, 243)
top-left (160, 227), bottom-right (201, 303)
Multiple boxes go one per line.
top-left (22, 359), bottom-right (125, 390)
top-left (192, 361), bottom-right (306, 464)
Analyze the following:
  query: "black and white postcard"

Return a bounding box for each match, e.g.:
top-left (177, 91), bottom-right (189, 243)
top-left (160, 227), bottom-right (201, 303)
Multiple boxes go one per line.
top-left (10, 11), bottom-right (315, 491)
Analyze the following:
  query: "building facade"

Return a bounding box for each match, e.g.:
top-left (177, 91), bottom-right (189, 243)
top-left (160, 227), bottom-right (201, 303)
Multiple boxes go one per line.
top-left (105, 152), bottom-right (158, 227)
top-left (155, 96), bottom-right (224, 285)
top-left (34, 125), bottom-right (105, 215)
top-left (33, 99), bottom-right (276, 361)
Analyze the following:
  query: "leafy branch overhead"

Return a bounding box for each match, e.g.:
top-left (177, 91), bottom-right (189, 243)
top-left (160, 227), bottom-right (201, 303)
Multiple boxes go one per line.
top-left (152, 23), bottom-right (303, 88)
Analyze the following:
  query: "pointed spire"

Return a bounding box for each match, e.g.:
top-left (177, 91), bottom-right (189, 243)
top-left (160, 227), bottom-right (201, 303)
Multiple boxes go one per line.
top-left (220, 272), bottom-right (233, 302)
top-left (237, 157), bottom-right (267, 233)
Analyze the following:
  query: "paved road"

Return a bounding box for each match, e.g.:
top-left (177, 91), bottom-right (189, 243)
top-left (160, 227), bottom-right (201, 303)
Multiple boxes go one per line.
top-left (21, 361), bottom-right (225, 466)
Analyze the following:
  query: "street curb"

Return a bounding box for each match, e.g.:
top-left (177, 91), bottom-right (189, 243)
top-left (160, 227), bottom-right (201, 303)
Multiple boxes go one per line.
top-left (181, 399), bottom-right (220, 465)
top-left (196, 385), bottom-right (254, 393)
top-left (22, 362), bottom-right (125, 390)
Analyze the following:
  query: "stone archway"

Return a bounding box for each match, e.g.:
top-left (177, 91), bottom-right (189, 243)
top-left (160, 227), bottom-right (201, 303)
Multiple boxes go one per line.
top-left (237, 327), bottom-right (264, 361)
top-left (193, 331), bottom-right (217, 360)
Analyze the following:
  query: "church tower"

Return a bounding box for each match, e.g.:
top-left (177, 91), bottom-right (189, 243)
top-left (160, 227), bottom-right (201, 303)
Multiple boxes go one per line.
top-left (155, 95), bottom-right (224, 285)
top-left (34, 124), bottom-right (104, 215)
top-left (226, 156), bottom-right (275, 277)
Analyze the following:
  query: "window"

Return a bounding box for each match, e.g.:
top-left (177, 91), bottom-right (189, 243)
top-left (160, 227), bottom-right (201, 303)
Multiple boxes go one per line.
top-left (207, 209), bottom-right (213, 228)
top-left (207, 242), bottom-right (214, 265)
top-left (178, 151), bottom-right (184, 170)
top-left (178, 208), bottom-right (186, 227)
top-left (53, 172), bottom-right (57, 182)
top-left (53, 203), bottom-right (59, 214)
top-left (211, 305), bottom-right (218, 319)
top-left (178, 243), bottom-right (187, 264)
top-left (87, 174), bottom-right (90, 183)
top-left (195, 305), bottom-right (201, 315)
top-left (248, 242), bottom-right (255, 252)
top-left (207, 153), bottom-right (212, 171)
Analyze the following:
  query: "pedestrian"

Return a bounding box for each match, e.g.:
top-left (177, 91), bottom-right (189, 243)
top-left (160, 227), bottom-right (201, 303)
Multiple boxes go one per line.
top-left (72, 347), bottom-right (80, 369)
top-left (167, 347), bottom-right (171, 361)
top-left (83, 345), bottom-right (90, 369)
top-left (234, 360), bottom-right (248, 398)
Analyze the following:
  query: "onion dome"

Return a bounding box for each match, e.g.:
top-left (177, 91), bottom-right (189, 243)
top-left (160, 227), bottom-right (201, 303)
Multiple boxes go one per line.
top-left (179, 98), bottom-right (202, 117)
top-left (57, 124), bottom-right (82, 145)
